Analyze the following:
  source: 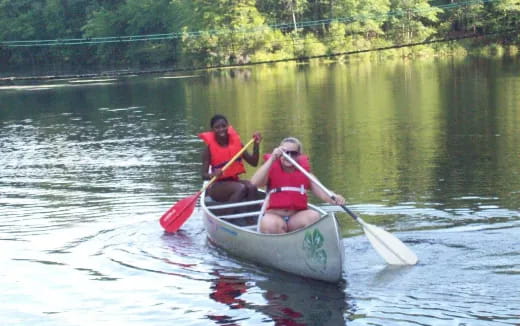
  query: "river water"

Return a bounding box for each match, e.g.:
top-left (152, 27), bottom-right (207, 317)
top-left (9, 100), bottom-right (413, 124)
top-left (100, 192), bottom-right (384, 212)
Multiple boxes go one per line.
top-left (1, 57), bottom-right (519, 325)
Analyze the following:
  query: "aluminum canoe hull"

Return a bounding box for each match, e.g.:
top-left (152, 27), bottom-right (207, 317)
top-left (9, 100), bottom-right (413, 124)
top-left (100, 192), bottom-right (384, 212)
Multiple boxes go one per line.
top-left (201, 196), bottom-right (345, 283)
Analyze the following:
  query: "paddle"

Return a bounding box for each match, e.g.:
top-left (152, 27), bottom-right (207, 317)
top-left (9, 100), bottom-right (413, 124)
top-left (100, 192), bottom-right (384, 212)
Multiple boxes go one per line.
top-left (160, 137), bottom-right (256, 233)
top-left (281, 151), bottom-right (418, 265)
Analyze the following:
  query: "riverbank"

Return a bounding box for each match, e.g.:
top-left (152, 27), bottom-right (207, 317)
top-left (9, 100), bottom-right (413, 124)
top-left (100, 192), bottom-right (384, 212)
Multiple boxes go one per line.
top-left (1, 38), bottom-right (518, 83)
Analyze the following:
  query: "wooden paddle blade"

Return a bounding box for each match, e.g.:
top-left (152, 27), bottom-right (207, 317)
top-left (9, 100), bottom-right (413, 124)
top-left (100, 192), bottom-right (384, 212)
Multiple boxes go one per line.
top-left (360, 221), bottom-right (418, 265)
top-left (159, 192), bottom-right (201, 233)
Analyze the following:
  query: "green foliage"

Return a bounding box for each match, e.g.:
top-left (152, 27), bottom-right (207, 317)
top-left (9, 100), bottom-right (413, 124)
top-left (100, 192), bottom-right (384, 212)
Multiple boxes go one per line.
top-left (483, 0), bottom-right (520, 39)
top-left (177, 0), bottom-right (270, 66)
top-left (479, 43), bottom-right (505, 56)
top-left (80, 0), bottom-right (176, 65)
top-left (181, 30), bottom-right (220, 66)
top-left (432, 42), bottom-right (469, 57)
top-left (250, 29), bottom-right (294, 62)
top-left (437, 1), bottom-right (485, 36)
top-left (386, 0), bottom-right (442, 43)
top-left (257, 0), bottom-right (308, 26)
top-left (331, 0), bottom-right (390, 37)
top-left (0, 0), bottom-right (519, 73)
top-left (301, 33), bottom-right (328, 58)
top-left (507, 45), bottom-right (519, 56)
top-left (326, 22), bottom-right (351, 54)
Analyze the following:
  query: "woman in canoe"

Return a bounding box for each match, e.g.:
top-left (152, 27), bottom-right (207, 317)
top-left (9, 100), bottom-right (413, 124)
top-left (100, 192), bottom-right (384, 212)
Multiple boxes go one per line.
top-left (199, 114), bottom-right (262, 206)
top-left (251, 137), bottom-right (345, 234)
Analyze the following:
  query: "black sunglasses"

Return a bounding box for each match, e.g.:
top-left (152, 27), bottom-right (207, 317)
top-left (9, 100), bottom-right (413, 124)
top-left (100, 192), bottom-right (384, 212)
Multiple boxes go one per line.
top-left (284, 150), bottom-right (300, 157)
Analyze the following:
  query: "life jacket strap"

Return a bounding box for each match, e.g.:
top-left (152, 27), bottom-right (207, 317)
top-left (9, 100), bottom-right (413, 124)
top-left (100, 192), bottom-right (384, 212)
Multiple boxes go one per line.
top-left (268, 185), bottom-right (305, 195)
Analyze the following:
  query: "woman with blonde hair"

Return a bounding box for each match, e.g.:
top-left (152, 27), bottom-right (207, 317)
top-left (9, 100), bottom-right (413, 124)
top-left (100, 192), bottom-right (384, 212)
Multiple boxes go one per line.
top-left (251, 137), bottom-right (345, 234)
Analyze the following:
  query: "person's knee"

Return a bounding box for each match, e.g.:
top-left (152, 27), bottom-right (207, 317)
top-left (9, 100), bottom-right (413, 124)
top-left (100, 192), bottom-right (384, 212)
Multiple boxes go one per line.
top-left (308, 211), bottom-right (320, 223)
top-left (236, 182), bottom-right (247, 195)
top-left (229, 182), bottom-right (247, 201)
top-left (260, 216), bottom-right (286, 234)
top-left (245, 183), bottom-right (258, 199)
top-left (287, 211), bottom-right (319, 231)
top-left (246, 183), bottom-right (257, 194)
top-left (240, 181), bottom-right (256, 194)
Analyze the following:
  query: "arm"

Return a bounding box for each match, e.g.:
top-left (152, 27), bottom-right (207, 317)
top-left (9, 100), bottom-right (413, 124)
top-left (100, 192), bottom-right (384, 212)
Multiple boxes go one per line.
top-left (242, 132), bottom-right (262, 167)
top-left (201, 146), bottom-right (211, 180)
top-left (250, 146), bottom-right (281, 188)
top-left (310, 176), bottom-right (346, 205)
top-left (201, 146), bottom-right (222, 180)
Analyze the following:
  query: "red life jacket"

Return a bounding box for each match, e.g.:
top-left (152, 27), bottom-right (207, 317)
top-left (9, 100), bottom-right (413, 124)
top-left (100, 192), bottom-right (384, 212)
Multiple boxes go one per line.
top-left (263, 153), bottom-right (311, 210)
top-left (198, 125), bottom-right (246, 180)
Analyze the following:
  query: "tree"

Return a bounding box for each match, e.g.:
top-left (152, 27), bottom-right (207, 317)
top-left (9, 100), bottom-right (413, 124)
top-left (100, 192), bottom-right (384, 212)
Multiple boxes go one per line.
top-left (484, 0), bottom-right (520, 36)
top-left (437, 0), bottom-right (485, 36)
top-left (178, 0), bottom-right (270, 65)
top-left (385, 0), bottom-right (442, 44)
top-left (257, 0), bottom-right (307, 30)
top-left (331, 0), bottom-right (390, 38)
top-left (82, 0), bottom-right (176, 65)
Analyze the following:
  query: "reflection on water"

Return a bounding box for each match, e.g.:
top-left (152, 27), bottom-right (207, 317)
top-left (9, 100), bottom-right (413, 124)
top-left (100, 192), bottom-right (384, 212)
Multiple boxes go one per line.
top-left (208, 271), bottom-right (248, 324)
top-left (255, 276), bottom-right (347, 326)
top-left (1, 58), bottom-right (520, 325)
top-left (208, 269), bottom-right (347, 326)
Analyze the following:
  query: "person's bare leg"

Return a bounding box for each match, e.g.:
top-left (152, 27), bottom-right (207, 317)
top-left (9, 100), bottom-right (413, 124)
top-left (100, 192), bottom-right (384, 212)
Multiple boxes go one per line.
top-left (208, 181), bottom-right (244, 215)
top-left (287, 209), bottom-right (320, 232)
top-left (236, 181), bottom-right (259, 225)
top-left (241, 181), bottom-right (258, 201)
top-left (227, 182), bottom-right (247, 203)
top-left (207, 181), bottom-right (234, 202)
top-left (259, 213), bottom-right (287, 234)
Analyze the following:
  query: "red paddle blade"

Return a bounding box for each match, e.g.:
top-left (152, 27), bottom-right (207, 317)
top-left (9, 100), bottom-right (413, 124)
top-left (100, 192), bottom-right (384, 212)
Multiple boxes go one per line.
top-left (159, 192), bottom-right (201, 233)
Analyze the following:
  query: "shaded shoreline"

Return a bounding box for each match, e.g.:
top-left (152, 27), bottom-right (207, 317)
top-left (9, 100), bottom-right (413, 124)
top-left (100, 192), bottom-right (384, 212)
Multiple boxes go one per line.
top-left (1, 39), bottom-right (518, 83)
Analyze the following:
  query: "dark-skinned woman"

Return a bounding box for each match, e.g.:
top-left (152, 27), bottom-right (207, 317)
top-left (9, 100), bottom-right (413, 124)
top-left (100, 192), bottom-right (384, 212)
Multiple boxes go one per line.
top-left (199, 114), bottom-right (262, 208)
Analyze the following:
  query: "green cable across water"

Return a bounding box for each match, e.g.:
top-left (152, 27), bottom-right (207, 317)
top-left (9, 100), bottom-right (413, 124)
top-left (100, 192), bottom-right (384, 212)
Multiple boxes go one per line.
top-left (0, 0), bottom-right (500, 48)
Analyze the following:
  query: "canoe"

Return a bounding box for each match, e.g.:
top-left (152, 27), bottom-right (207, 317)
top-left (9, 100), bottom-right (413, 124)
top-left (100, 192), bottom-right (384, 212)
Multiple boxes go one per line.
top-left (200, 189), bottom-right (345, 283)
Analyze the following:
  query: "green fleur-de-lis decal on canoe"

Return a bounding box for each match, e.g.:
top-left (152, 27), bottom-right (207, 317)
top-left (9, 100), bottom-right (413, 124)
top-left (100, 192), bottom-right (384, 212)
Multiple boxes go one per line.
top-left (303, 228), bottom-right (327, 272)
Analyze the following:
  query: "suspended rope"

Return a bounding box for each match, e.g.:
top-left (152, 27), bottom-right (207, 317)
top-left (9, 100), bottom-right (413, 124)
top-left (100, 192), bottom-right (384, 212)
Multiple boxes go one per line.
top-left (0, 0), bottom-right (503, 48)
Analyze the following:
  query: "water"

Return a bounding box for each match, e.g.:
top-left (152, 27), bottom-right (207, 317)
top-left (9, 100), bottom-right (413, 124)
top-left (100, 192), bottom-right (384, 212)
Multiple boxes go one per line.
top-left (1, 57), bottom-right (520, 325)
